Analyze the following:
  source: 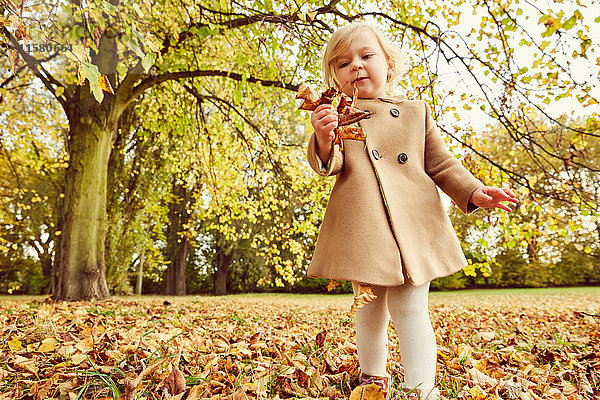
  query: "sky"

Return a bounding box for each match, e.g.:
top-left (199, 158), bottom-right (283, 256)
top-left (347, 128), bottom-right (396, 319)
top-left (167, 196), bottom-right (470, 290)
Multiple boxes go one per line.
top-left (426, 0), bottom-right (600, 131)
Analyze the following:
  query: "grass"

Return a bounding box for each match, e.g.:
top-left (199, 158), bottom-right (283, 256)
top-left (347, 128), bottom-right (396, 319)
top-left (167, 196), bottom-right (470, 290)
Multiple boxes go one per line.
top-left (1, 286), bottom-right (599, 308)
top-left (431, 285), bottom-right (600, 296)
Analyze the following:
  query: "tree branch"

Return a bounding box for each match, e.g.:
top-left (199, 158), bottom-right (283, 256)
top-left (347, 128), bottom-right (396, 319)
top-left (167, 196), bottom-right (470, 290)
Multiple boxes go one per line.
top-left (159, 0), bottom-right (342, 56)
top-left (0, 27), bottom-right (66, 109)
top-left (126, 69), bottom-right (299, 109)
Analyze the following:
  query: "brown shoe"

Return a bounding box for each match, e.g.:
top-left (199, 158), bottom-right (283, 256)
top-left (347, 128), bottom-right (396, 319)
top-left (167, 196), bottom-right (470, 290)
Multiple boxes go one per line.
top-left (357, 373), bottom-right (422, 400)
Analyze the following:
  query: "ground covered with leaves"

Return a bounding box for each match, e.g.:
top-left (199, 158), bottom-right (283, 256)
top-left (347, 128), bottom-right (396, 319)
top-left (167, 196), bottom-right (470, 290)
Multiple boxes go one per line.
top-left (1, 288), bottom-right (599, 399)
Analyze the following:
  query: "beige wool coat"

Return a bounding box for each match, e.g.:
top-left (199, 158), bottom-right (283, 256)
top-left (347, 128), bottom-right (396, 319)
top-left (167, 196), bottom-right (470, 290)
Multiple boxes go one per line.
top-left (306, 95), bottom-right (484, 286)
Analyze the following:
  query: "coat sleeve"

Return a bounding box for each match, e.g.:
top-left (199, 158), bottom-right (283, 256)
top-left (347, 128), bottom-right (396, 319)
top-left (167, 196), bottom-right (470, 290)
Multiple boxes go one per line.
top-left (423, 102), bottom-right (484, 213)
top-left (306, 132), bottom-right (344, 177)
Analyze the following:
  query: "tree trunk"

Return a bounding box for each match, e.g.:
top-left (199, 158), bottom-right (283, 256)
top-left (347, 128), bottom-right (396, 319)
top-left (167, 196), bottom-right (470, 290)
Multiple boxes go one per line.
top-left (51, 25), bottom-right (124, 301)
top-left (166, 240), bottom-right (189, 295)
top-left (40, 253), bottom-right (53, 295)
top-left (241, 268), bottom-right (247, 293)
top-left (52, 117), bottom-right (113, 300)
top-left (164, 181), bottom-right (191, 295)
top-left (136, 249), bottom-right (146, 295)
top-left (214, 245), bottom-right (232, 296)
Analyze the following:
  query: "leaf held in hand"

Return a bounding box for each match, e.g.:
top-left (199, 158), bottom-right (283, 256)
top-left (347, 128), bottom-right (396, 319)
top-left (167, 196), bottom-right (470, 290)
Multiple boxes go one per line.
top-left (296, 83), bottom-right (373, 150)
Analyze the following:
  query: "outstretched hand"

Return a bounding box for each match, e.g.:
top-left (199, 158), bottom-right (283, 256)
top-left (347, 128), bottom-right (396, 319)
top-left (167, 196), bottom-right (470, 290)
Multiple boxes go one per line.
top-left (470, 186), bottom-right (518, 212)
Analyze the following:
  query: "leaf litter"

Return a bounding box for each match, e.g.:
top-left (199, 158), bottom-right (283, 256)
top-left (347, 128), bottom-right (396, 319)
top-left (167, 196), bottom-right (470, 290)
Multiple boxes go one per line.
top-left (0, 291), bottom-right (598, 399)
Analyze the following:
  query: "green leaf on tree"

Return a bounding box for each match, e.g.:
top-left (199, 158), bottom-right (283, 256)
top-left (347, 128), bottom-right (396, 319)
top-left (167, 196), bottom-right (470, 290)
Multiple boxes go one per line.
top-left (541, 26), bottom-right (555, 38)
top-left (562, 16), bottom-right (576, 30)
top-left (233, 90), bottom-right (243, 104)
top-left (69, 25), bottom-right (86, 41)
top-left (142, 53), bottom-right (156, 73)
top-left (101, 2), bottom-right (118, 14)
top-left (127, 37), bottom-right (145, 59)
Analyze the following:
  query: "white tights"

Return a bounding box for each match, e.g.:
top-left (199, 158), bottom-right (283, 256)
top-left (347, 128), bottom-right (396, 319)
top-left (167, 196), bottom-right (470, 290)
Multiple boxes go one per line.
top-left (352, 282), bottom-right (437, 395)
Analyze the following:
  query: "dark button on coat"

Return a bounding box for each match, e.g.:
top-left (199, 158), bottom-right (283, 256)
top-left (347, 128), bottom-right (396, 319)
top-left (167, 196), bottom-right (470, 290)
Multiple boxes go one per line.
top-left (306, 96), bottom-right (484, 286)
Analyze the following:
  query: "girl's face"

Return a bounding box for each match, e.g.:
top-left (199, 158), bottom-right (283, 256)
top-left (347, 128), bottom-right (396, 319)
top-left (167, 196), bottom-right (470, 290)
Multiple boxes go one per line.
top-left (333, 31), bottom-right (392, 99)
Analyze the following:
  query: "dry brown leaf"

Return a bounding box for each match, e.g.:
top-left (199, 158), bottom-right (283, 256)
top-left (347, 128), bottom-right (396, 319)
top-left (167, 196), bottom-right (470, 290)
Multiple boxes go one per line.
top-left (9, 49), bottom-right (19, 75)
top-left (577, 374), bottom-right (593, 395)
top-left (296, 84), bottom-right (373, 151)
top-left (498, 379), bottom-right (522, 399)
top-left (38, 338), bottom-right (59, 353)
top-left (75, 336), bottom-right (94, 353)
top-left (349, 383), bottom-right (385, 400)
top-left (322, 385), bottom-right (338, 399)
top-left (98, 75), bottom-right (114, 94)
top-left (124, 357), bottom-right (169, 400)
top-left (350, 284), bottom-right (377, 314)
top-left (295, 82), bottom-right (319, 105)
top-left (316, 330), bottom-right (327, 349)
top-left (162, 364), bottom-right (186, 395)
top-left (297, 368), bottom-right (310, 388)
top-left (472, 330), bottom-right (495, 343)
top-left (248, 332), bottom-right (260, 344)
top-left (30, 375), bottom-right (55, 400)
top-left (15, 21), bottom-right (30, 40)
top-left (327, 279), bottom-right (340, 292)
top-left (467, 367), bottom-right (498, 387)
top-left (13, 355), bottom-right (38, 374)
top-left (2, 292), bottom-right (599, 398)
top-left (312, 365), bottom-right (323, 390)
top-left (77, 63), bottom-right (86, 85)
top-left (93, 26), bottom-right (104, 47)
top-left (186, 385), bottom-right (201, 400)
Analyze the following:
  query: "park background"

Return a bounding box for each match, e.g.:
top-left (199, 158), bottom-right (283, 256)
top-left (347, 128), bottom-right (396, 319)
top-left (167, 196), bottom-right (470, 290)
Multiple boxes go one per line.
top-left (1, 1), bottom-right (600, 398)
top-left (1, 0), bottom-right (599, 299)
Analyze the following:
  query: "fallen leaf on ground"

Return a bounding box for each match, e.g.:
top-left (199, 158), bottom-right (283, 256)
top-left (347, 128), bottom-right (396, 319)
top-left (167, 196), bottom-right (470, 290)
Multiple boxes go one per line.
top-left (0, 291), bottom-right (598, 399)
top-left (349, 383), bottom-right (385, 400)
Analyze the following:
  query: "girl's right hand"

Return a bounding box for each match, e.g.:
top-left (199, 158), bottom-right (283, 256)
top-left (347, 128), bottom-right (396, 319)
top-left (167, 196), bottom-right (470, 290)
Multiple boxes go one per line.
top-left (311, 104), bottom-right (338, 145)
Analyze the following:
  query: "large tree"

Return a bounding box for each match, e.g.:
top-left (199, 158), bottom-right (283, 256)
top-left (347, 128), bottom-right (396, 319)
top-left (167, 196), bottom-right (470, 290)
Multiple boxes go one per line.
top-left (1, 0), bottom-right (324, 299)
top-left (2, 0), bottom-right (597, 299)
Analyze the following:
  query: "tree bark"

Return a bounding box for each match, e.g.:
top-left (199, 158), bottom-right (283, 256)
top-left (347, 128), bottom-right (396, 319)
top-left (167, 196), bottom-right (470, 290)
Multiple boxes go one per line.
top-left (52, 115), bottom-right (113, 300)
top-left (164, 181), bottom-right (191, 295)
top-left (214, 242), bottom-right (232, 296)
top-left (52, 26), bottom-right (120, 301)
top-left (136, 249), bottom-right (146, 295)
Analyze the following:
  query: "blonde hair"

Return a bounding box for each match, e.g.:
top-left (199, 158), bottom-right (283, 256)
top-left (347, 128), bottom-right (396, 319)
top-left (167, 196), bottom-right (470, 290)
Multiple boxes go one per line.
top-left (322, 23), bottom-right (407, 92)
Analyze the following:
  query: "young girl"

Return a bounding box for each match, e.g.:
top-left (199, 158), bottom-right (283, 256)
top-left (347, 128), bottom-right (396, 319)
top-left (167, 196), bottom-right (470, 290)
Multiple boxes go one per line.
top-left (305, 23), bottom-right (518, 399)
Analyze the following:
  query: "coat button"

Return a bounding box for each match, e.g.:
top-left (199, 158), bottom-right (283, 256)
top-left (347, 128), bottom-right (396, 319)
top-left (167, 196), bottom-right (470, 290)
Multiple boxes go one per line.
top-left (398, 152), bottom-right (408, 164)
top-left (372, 149), bottom-right (381, 160)
top-left (390, 108), bottom-right (400, 117)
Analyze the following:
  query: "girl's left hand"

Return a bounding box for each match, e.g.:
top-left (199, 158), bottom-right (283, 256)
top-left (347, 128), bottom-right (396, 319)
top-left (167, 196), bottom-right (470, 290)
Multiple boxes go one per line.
top-left (470, 186), bottom-right (518, 212)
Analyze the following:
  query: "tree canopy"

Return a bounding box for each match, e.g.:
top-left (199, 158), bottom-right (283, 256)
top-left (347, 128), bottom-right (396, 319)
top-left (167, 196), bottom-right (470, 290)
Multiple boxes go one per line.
top-left (1, 0), bottom-right (598, 297)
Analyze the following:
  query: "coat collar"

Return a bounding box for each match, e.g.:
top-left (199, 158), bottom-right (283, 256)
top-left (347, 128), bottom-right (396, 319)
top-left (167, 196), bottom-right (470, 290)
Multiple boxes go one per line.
top-left (356, 94), bottom-right (406, 105)
top-left (378, 94), bottom-right (406, 104)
